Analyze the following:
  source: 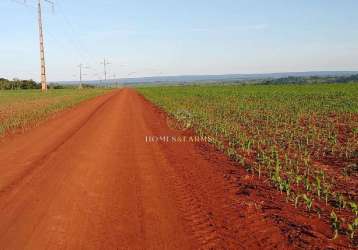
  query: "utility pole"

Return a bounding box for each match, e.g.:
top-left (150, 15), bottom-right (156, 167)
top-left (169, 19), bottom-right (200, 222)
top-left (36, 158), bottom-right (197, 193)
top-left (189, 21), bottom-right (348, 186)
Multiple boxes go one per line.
top-left (101, 58), bottom-right (111, 82)
top-left (38, 0), bottom-right (47, 91)
top-left (37, 0), bottom-right (54, 91)
top-left (112, 74), bottom-right (118, 88)
top-left (78, 64), bottom-right (83, 89)
top-left (77, 64), bottom-right (89, 89)
top-left (13, 0), bottom-right (54, 92)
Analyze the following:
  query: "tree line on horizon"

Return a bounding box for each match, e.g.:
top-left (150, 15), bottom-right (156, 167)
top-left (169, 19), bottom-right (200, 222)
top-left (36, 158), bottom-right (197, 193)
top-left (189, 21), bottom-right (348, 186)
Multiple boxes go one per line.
top-left (0, 78), bottom-right (97, 90)
top-left (0, 78), bottom-right (40, 90)
top-left (260, 74), bottom-right (358, 85)
top-left (1, 74), bottom-right (358, 90)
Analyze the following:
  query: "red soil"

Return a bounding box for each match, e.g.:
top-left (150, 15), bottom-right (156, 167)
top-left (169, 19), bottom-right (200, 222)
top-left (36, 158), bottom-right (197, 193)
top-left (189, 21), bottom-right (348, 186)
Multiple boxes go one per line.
top-left (0, 88), bottom-right (353, 249)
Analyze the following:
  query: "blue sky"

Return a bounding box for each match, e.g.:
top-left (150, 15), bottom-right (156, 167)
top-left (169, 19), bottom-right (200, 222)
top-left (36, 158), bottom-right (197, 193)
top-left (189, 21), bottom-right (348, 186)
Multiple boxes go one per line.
top-left (1, 0), bottom-right (358, 81)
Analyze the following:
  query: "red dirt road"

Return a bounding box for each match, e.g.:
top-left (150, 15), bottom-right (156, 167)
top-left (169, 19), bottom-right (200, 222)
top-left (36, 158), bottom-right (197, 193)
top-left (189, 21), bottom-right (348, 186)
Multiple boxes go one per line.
top-left (0, 89), bottom-right (351, 249)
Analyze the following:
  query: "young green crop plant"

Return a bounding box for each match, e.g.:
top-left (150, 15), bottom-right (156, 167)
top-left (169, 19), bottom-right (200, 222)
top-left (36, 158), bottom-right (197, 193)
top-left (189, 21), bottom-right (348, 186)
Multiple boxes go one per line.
top-left (302, 194), bottom-right (313, 212)
top-left (295, 175), bottom-right (303, 187)
top-left (330, 211), bottom-right (341, 240)
top-left (349, 202), bottom-right (358, 216)
top-left (315, 176), bottom-right (322, 199)
top-left (322, 184), bottom-right (331, 205)
top-left (335, 193), bottom-right (347, 209)
top-left (295, 194), bottom-right (301, 208)
top-left (347, 217), bottom-right (358, 240)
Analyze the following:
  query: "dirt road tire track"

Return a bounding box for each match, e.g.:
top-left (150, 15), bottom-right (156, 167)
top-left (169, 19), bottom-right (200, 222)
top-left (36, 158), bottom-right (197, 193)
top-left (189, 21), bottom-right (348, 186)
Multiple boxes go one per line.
top-left (0, 88), bottom-right (352, 249)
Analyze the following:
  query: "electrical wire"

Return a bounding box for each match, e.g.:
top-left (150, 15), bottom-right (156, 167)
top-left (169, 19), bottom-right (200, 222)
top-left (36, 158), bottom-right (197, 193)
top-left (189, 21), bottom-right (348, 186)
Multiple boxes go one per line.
top-left (9, 0), bottom-right (110, 81)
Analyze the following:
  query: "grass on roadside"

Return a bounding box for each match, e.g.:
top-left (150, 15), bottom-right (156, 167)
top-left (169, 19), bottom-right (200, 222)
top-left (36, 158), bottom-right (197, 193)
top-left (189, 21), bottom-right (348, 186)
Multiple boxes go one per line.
top-left (0, 89), bottom-right (109, 136)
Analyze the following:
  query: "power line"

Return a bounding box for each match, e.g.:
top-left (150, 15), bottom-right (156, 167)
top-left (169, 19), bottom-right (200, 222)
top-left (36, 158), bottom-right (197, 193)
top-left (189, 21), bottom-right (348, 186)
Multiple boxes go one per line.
top-left (15, 0), bottom-right (100, 82)
top-left (11, 0), bottom-right (34, 8)
top-left (55, 1), bottom-right (97, 72)
top-left (10, 0), bottom-right (119, 84)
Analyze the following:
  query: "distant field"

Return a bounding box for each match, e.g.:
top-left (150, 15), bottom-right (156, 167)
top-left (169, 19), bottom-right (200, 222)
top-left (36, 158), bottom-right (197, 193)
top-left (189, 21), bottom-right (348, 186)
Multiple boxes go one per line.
top-left (0, 89), bottom-right (108, 135)
top-left (138, 83), bottom-right (358, 242)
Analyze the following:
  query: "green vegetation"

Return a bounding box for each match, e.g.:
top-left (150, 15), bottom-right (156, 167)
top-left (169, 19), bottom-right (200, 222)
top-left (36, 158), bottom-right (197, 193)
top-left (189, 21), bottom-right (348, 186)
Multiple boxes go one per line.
top-left (260, 74), bottom-right (358, 85)
top-left (0, 89), bottom-right (108, 135)
top-left (0, 78), bottom-right (40, 90)
top-left (0, 78), bottom-right (98, 90)
top-left (138, 83), bottom-right (358, 242)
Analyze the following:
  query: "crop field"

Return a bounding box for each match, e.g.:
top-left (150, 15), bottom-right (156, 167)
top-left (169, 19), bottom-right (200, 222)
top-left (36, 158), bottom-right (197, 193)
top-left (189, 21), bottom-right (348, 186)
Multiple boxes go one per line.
top-left (0, 89), bottom-right (108, 136)
top-left (138, 83), bottom-right (358, 243)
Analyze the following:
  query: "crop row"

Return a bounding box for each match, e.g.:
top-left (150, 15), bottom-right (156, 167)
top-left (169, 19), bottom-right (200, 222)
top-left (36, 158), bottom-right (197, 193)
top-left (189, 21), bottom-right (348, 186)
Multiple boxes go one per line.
top-left (138, 83), bottom-right (358, 244)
